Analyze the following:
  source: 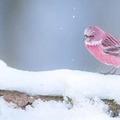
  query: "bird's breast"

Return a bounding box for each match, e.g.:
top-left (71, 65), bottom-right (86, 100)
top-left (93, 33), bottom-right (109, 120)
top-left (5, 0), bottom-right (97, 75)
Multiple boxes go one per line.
top-left (86, 45), bottom-right (102, 58)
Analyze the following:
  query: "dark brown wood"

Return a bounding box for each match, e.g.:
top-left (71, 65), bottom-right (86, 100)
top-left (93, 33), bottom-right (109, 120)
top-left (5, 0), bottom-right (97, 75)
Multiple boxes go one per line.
top-left (0, 90), bottom-right (64, 108)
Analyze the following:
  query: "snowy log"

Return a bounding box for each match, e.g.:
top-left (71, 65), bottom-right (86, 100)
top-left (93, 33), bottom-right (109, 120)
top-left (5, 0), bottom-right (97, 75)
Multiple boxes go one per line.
top-left (0, 60), bottom-right (120, 117)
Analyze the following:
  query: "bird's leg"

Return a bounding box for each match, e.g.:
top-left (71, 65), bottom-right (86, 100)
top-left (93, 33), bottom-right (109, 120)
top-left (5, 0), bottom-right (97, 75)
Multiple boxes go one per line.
top-left (100, 67), bottom-right (118, 75)
top-left (104, 67), bottom-right (118, 75)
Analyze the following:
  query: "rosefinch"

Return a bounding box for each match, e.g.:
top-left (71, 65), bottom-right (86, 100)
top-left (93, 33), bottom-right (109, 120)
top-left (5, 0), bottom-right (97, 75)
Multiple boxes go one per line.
top-left (83, 26), bottom-right (120, 74)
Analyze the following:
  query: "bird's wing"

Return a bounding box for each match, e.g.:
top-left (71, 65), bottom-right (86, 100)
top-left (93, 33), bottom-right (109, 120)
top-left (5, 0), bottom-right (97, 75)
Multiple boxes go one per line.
top-left (103, 46), bottom-right (120, 56)
top-left (102, 33), bottom-right (120, 57)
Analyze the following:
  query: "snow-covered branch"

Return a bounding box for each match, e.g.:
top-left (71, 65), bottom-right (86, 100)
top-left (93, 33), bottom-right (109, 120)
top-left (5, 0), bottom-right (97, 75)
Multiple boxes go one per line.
top-left (0, 60), bottom-right (120, 118)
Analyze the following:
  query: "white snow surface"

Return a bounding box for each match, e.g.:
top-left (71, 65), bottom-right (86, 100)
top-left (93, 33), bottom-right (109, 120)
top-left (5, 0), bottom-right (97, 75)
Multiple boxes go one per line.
top-left (0, 60), bottom-right (120, 120)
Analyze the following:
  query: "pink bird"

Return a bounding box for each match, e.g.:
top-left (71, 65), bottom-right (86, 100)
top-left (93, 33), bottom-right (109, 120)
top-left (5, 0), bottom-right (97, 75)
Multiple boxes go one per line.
top-left (84, 26), bottom-right (120, 74)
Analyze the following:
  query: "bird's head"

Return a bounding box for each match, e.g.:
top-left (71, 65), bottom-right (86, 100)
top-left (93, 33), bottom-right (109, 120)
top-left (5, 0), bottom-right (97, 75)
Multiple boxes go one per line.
top-left (84, 26), bottom-right (105, 46)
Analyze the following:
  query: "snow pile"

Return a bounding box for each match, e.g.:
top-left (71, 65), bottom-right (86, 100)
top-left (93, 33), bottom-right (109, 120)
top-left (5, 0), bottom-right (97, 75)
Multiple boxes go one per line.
top-left (0, 60), bottom-right (120, 120)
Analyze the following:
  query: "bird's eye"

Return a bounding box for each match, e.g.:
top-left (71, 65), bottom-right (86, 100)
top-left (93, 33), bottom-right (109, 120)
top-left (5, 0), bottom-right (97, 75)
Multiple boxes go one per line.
top-left (84, 35), bottom-right (88, 38)
top-left (90, 35), bottom-right (94, 37)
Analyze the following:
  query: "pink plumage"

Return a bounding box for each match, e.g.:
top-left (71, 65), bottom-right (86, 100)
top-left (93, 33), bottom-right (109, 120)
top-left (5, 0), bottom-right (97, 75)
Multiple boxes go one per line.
top-left (84, 26), bottom-right (120, 74)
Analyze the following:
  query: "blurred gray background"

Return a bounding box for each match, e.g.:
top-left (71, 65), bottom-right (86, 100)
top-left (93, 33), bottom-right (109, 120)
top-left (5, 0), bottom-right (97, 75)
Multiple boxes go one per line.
top-left (0, 0), bottom-right (120, 72)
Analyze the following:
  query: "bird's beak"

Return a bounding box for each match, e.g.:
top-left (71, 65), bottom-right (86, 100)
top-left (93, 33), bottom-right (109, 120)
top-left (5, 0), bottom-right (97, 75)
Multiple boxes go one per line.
top-left (83, 35), bottom-right (86, 41)
top-left (83, 37), bottom-right (85, 41)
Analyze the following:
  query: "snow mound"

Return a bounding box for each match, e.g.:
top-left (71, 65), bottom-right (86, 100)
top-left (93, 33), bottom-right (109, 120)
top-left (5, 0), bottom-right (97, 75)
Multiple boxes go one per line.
top-left (0, 60), bottom-right (120, 120)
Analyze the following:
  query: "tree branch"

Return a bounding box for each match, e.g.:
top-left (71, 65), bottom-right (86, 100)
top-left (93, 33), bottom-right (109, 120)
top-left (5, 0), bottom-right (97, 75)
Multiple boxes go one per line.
top-left (0, 89), bottom-right (120, 117)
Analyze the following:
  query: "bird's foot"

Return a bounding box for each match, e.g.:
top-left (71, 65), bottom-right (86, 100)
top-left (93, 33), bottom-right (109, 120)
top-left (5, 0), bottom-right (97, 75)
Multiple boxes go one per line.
top-left (99, 67), bottom-right (118, 75)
